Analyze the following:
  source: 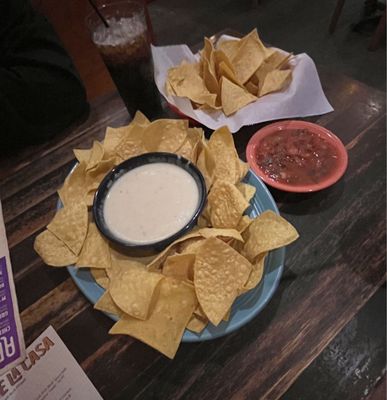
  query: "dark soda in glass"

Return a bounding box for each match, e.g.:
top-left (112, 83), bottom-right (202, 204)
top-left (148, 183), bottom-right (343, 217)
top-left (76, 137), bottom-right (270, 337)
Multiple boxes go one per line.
top-left (87, 1), bottom-right (161, 118)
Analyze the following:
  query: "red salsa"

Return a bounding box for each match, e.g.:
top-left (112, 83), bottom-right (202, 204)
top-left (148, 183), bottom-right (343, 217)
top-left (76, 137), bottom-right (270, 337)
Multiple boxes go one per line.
top-left (255, 129), bottom-right (340, 185)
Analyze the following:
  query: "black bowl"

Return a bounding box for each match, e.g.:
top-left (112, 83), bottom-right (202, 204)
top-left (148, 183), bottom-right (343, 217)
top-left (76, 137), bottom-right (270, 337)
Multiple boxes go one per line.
top-left (93, 152), bottom-right (207, 256)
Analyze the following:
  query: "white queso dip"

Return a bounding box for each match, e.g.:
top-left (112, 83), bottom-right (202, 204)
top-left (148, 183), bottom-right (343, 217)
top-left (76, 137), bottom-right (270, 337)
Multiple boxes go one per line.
top-left (103, 163), bottom-right (200, 244)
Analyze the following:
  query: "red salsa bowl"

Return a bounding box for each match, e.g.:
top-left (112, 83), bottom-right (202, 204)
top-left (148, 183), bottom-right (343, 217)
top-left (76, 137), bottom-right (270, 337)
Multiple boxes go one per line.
top-left (246, 120), bottom-right (348, 193)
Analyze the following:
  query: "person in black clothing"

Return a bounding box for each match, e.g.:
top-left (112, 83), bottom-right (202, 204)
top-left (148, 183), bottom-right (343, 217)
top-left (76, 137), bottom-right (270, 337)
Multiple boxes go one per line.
top-left (0, 0), bottom-right (89, 151)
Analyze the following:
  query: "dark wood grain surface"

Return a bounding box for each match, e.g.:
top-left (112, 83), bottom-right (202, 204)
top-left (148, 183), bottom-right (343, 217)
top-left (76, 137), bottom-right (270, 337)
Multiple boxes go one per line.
top-left (0, 63), bottom-right (385, 399)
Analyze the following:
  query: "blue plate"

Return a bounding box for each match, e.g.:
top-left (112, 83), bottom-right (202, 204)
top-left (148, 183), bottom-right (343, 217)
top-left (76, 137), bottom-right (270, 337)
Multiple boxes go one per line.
top-left (67, 169), bottom-right (284, 342)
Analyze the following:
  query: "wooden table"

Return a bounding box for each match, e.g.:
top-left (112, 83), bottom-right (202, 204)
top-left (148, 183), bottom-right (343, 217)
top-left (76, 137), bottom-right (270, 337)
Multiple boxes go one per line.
top-left (0, 65), bottom-right (385, 399)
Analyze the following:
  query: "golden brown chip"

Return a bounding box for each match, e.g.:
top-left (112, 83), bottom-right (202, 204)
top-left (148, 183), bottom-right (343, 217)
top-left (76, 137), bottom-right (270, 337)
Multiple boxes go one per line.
top-left (177, 236), bottom-right (206, 255)
top-left (258, 69), bottom-right (292, 97)
top-left (218, 61), bottom-right (241, 86)
top-left (194, 237), bottom-right (251, 325)
top-left (202, 56), bottom-right (220, 98)
top-left (196, 140), bottom-right (216, 190)
top-left (162, 253), bottom-right (195, 281)
top-left (73, 148), bottom-right (91, 165)
top-left (218, 39), bottom-right (240, 61)
top-left (142, 119), bottom-right (188, 153)
top-left (193, 305), bottom-right (207, 319)
top-left (198, 227), bottom-right (244, 242)
top-left (175, 127), bottom-right (203, 163)
top-left (241, 252), bottom-right (267, 293)
top-left (94, 290), bottom-right (123, 317)
top-left (90, 268), bottom-right (109, 289)
top-left (223, 308), bottom-right (231, 322)
top-left (237, 215), bottom-right (253, 233)
top-left (86, 141), bottom-right (104, 171)
top-left (103, 126), bottom-right (128, 157)
top-left (186, 314), bottom-right (208, 333)
top-left (34, 230), bottom-right (77, 267)
top-left (114, 123), bottom-right (147, 160)
top-left (221, 76), bottom-right (257, 116)
top-left (242, 210), bottom-right (299, 262)
top-left (231, 29), bottom-right (269, 84)
top-left (76, 222), bottom-right (111, 269)
top-left (208, 126), bottom-right (240, 184)
top-left (147, 232), bottom-right (202, 272)
top-left (109, 278), bottom-right (197, 359)
top-left (85, 158), bottom-right (115, 193)
top-left (58, 162), bottom-right (87, 207)
top-left (109, 261), bottom-right (163, 320)
top-left (131, 110), bottom-right (151, 126)
top-left (207, 180), bottom-right (249, 229)
top-left (236, 182), bottom-right (256, 203)
top-left (47, 203), bottom-right (88, 256)
top-left (167, 62), bottom-right (217, 107)
top-left (238, 159), bottom-right (250, 181)
top-left (202, 37), bottom-right (215, 65)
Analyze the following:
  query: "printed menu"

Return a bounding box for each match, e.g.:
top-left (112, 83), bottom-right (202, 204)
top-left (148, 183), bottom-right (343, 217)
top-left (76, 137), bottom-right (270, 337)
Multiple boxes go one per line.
top-left (0, 201), bottom-right (25, 376)
top-left (0, 326), bottom-right (103, 399)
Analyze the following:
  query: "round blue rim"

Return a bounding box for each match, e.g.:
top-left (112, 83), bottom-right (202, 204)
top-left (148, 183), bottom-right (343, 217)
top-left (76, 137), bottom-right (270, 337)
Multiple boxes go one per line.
top-left (66, 169), bottom-right (284, 342)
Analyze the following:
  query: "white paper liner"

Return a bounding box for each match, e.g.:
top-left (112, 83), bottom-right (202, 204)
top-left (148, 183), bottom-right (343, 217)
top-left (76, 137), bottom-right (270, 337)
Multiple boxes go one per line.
top-left (151, 35), bottom-right (333, 133)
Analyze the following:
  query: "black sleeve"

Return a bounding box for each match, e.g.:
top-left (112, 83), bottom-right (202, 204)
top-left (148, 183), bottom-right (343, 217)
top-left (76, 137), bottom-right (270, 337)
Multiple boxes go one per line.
top-left (0, 0), bottom-right (89, 150)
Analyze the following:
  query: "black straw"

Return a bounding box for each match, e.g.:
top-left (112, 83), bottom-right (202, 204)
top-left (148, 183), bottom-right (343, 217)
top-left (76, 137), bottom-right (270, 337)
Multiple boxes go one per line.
top-left (88, 0), bottom-right (110, 28)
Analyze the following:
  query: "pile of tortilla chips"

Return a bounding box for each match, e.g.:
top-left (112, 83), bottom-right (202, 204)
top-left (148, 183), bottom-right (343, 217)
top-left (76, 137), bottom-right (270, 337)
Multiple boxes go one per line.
top-left (166, 29), bottom-right (293, 116)
top-left (34, 111), bottom-right (299, 359)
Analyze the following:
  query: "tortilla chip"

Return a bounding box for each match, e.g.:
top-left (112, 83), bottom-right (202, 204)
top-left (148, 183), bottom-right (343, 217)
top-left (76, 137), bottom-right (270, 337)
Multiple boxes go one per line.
top-left (109, 260), bottom-right (163, 320)
top-left (76, 222), bottom-right (111, 269)
top-left (142, 119), bottom-right (188, 153)
top-left (109, 278), bottom-right (197, 359)
top-left (258, 69), bottom-right (292, 97)
top-left (218, 39), bottom-right (240, 61)
top-left (73, 148), bottom-right (91, 165)
top-left (147, 232), bottom-right (202, 272)
top-left (241, 252), bottom-right (267, 293)
top-left (114, 123), bottom-right (147, 160)
top-left (194, 237), bottom-right (251, 325)
top-left (167, 62), bottom-right (217, 107)
top-left (86, 141), bottom-right (104, 171)
top-left (132, 110), bottom-right (151, 126)
top-left (237, 215), bottom-right (253, 233)
top-left (232, 29), bottom-right (268, 84)
top-left (186, 314), bottom-right (208, 333)
top-left (223, 308), bottom-right (231, 322)
top-left (34, 230), bottom-right (77, 267)
top-left (238, 160), bottom-right (250, 181)
top-left (198, 227), bottom-right (244, 242)
top-left (196, 140), bottom-right (216, 190)
top-left (236, 182), bottom-right (256, 203)
top-left (208, 126), bottom-right (240, 184)
top-left (90, 268), bottom-right (109, 289)
top-left (47, 203), bottom-right (88, 256)
top-left (162, 253), bottom-right (195, 281)
top-left (242, 210), bottom-right (299, 262)
top-left (85, 158), bottom-right (115, 193)
top-left (202, 56), bottom-right (220, 98)
top-left (221, 77), bottom-right (257, 116)
top-left (207, 180), bottom-right (249, 228)
top-left (94, 290), bottom-right (123, 317)
top-left (103, 126), bottom-right (129, 157)
top-left (58, 162), bottom-right (87, 207)
top-left (218, 61), bottom-right (241, 86)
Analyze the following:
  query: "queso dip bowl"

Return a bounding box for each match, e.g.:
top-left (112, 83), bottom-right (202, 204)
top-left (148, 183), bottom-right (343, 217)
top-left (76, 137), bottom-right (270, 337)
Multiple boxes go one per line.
top-left (93, 152), bottom-right (207, 256)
